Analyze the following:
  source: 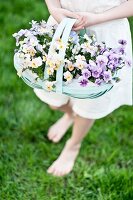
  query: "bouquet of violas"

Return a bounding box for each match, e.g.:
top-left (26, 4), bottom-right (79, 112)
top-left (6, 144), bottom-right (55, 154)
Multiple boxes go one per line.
top-left (13, 18), bottom-right (130, 99)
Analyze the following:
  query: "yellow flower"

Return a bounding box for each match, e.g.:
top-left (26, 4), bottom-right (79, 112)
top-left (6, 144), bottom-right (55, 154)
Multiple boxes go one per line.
top-left (67, 62), bottom-right (74, 71)
top-left (43, 55), bottom-right (47, 62)
top-left (64, 71), bottom-right (73, 82)
top-left (47, 67), bottom-right (54, 75)
top-left (45, 81), bottom-right (55, 91)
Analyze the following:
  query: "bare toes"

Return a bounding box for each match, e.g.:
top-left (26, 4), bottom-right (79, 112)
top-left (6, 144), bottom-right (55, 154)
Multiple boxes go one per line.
top-left (52, 136), bottom-right (60, 143)
top-left (47, 164), bottom-right (55, 174)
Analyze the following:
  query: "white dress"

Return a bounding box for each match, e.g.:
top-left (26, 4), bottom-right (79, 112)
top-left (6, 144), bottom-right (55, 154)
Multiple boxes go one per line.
top-left (34, 0), bottom-right (133, 119)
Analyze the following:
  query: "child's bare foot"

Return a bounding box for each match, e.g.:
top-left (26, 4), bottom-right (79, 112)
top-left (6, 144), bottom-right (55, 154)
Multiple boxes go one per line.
top-left (47, 139), bottom-right (81, 176)
top-left (47, 114), bottom-right (73, 143)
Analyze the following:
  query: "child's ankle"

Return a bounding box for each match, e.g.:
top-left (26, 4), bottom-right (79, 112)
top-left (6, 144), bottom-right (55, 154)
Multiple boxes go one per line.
top-left (66, 138), bottom-right (81, 149)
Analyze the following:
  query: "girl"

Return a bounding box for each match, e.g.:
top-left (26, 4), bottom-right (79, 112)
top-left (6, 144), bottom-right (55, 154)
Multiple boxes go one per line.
top-left (34, 0), bottom-right (133, 176)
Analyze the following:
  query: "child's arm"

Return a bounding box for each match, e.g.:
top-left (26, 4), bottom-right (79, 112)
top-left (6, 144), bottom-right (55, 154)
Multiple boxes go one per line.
top-left (44, 0), bottom-right (81, 24)
top-left (73, 0), bottom-right (133, 30)
top-left (45, 0), bottom-right (61, 11)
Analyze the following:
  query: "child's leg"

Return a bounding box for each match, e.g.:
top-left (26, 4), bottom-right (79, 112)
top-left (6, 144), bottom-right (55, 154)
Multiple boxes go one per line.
top-left (47, 101), bottom-right (74, 143)
top-left (47, 114), bottom-right (95, 176)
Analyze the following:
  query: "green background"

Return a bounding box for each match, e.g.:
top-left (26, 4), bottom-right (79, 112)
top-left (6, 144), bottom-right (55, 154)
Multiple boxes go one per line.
top-left (0, 0), bottom-right (133, 199)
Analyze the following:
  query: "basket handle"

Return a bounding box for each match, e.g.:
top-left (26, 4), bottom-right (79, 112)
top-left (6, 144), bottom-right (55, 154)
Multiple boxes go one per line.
top-left (44, 18), bottom-right (77, 93)
top-left (44, 18), bottom-right (68, 79)
top-left (56, 18), bottom-right (77, 93)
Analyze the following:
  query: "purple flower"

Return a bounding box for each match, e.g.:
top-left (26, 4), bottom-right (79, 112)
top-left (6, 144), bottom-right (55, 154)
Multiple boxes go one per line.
top-left (92, 67), bottom-right (102, 78)
top-left (118, 47), bottom-right (125, 55)
top-left (118, 39), bottom-right (127, 46)
top-left (78, 76), bottom-right (88, 87)
top-left (82, 69), bottom-right (91, 78)
top-left (102, 71), bottom-right (112, 82)
top-left (96, 55), bottom-right (108, 68)
top-left (108, 53), bottom-right (119, 64)
top-left (108, 60), bottom-right (116, 70)
top-left (95, 78), bottom-right (103, 86)
top-left (88, 60), bottom-right (97, 70)
top-left (70, 31), bottom-right (79, 44)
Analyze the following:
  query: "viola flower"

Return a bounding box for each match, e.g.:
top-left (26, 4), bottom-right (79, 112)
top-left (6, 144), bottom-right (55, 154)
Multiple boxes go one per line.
top-left (103, 70), bottom-right (112, 82)
top-left (96, 55), bottom-right (108, 68)
top-left (30, 57), bottom-right (42, 68)
top-left (108, 60), bottom-right (115, 70)
top-left (92, 66), bottom-right (102, 78)
top-left (47, 67), bottom-right (54, 75)
top-left (67, 61), bottom-right (75, 71)
top-left (78, 76), bottom-right (88, 87)
top-left (88, 60), bottom-right (97, 70)
top-left (29, 36), bottom-right (39, 47)
top-left (108, 53), bottom-right (119, 64)
top-left (64, 71), bottom-right (73, 83)
top-left (81, 42), bottom-right (91, 53)
top-left (75, 55), bottom-right (86, 61)
top-left (69, 31), bottom-right (79, 44)
top-left (75, 60), bottom-right (87, 70)
top-left (95, 78), bottom-right (103, 86)
top-left (82, 68), bottom-right (91, 78)
top-left (118, 46), bottom-right (125, 55)
top-left (83, 34), bottom-right (92, 43)
top-left (118, 39), bottom-right (127, 46)
top-left (45, 81), bottom-right (55, 91)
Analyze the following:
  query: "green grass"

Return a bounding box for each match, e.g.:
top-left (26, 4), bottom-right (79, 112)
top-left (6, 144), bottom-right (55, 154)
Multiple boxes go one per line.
top-left (0, 0), bottom-right (133, 199)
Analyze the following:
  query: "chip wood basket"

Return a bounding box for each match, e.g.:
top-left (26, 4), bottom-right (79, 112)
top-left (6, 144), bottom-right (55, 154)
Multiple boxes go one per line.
top-left (14, 18), bottom-right (114, 99)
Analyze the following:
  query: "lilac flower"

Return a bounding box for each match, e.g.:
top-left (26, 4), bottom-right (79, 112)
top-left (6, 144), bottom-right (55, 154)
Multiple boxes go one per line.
top-left (108, 53), bottom-right (119, 64)
top-left (100, 47), bottom-right (108, 54)
top-left (108, 60), bottom-right (116, 70)
top-left (118, 39), bottom-right (127, 46)
top-left (95, 78), bottom-right (103, 86)
top-left (78, 76), bottom-right (88, 87)
top-left (70, 31), bottom-right (79, 44)
top-left (103, 51), bottom-right (110, 57)
top-left (102, 71), bottom-right (112, 82)
top-left (92, 67), bottom-right (102, 78)
top-left (82, 69), bottom-right (91, 78)
top-left (96, 55), bottom-right (108, 68)
top-left (118, 46), bottom-right (125, 55)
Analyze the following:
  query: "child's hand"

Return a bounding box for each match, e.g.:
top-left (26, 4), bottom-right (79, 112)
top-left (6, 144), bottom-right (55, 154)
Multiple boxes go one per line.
top-left (49, 8), bottom-right (84, 26)
top-left (73, 12), bottom-right (102, 30)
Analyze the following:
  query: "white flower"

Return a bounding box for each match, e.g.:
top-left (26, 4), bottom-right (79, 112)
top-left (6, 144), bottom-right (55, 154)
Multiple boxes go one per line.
top-left (84, 34), bottom-right (92, 43)
top-left (45, 81), bottom-right (55, 91)
top-left (64, 71), bottom-right (73, 82)
top-left (75, 55), bottom-right (86, 61)
top-left (72, 44), bottom-right (81, 55)
top-left (22, 44), bottom-right (29, 53)
top-left (47, 67), bottom-right (54, 75)
top-left (75, 60), bottom-right (86, 70)
top-left (29, 36), bottom-right (39, 46)
top-left (66, 61), bottom-right (75, 71)
top-left (28, 46), bottom-right (37, 56)
top-left (81, 42), bottom-right (91, 52)
top-left (36, 44), bottom-right (43, 52)
top-left (30, 57), bottom-right (42, 68)
top-left (40, 20), bottom-right (47, 27)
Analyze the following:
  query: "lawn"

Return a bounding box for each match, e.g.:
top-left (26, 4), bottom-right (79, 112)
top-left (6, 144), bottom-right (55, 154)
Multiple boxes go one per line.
top-left (0, 0), bottom-right (133, 199)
